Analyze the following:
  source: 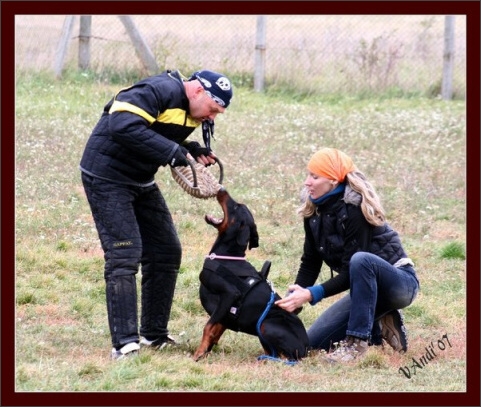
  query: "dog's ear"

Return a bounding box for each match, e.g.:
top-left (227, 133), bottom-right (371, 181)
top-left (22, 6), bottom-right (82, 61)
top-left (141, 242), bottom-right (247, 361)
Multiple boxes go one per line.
top-left (236, 220), bottom-right (259, 250)
top-left (246, 208), bottom-right (259, 249)
top-left (236, 206), bottom-right (259, 250)
top-left (237, 223), bottom-right (252, 249)
top-left (248, 222), bottom-right (259, 250)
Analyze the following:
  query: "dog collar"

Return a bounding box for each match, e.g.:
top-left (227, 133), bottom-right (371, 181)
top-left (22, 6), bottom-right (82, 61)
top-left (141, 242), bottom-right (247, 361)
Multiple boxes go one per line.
top-left (205, 253), bottom-right (246, 261)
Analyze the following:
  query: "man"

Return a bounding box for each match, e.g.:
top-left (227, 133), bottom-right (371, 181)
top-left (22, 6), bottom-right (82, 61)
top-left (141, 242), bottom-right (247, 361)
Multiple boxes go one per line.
top-left (79, 69), bottom-right (233, 360)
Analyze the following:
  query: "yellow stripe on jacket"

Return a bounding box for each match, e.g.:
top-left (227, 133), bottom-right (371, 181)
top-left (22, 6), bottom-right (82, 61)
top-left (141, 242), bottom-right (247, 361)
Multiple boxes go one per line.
top-left (109, 100), bottom-right (200, 128)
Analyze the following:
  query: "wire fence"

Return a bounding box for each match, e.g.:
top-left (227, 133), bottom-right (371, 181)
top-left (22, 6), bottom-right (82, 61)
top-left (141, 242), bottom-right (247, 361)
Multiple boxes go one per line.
top-left (15, 15), bottom-right (466, 97)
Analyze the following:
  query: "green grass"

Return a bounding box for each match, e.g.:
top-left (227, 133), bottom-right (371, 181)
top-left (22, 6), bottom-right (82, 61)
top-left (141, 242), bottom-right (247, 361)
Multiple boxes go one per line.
top-left (14, 71), bottom-right (467, 394)
top-left (440, 242), bottom-right (466, 260)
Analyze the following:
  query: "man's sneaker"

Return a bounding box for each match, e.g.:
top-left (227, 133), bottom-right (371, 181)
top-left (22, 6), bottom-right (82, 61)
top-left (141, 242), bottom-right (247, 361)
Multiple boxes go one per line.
top-left (325, 336), bottom-right (369, 363)
top-left (379, 309), bottom-right (408, 353)
top-left (140, 334), bottom-right (177, 350)
top-left (111, 342), bottom-right (140, 360)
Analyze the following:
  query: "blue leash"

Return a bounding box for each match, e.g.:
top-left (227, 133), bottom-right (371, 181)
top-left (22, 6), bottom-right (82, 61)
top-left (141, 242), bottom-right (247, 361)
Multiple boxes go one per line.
top-left (255, 285), bottom-right (298, 366)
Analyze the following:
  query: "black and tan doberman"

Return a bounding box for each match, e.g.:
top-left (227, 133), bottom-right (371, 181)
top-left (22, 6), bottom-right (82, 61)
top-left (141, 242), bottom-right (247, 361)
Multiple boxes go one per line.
top-left (193, 188), bottom-right (309, 362)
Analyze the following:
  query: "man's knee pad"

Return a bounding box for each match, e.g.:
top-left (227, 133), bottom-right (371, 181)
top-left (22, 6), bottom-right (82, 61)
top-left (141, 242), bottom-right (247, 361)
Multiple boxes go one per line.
top-left (104, 242), bottom-right (142, 279)
top-left (105, 274), bottom-right (138, 345)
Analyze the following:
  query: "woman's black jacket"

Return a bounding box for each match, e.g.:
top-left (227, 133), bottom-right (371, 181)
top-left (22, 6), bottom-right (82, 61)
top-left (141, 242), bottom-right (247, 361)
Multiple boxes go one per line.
top-left (294, 188), bottom-right (408, 298)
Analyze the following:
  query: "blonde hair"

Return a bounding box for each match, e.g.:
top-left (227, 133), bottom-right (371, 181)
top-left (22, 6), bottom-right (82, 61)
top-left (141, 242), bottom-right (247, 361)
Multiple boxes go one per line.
top-left (297, 170), bottom-right (386, 226)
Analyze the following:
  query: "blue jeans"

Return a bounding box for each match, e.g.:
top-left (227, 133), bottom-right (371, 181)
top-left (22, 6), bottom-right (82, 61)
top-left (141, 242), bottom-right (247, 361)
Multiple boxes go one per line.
top-left (308, 252), bottom-right (419, 350)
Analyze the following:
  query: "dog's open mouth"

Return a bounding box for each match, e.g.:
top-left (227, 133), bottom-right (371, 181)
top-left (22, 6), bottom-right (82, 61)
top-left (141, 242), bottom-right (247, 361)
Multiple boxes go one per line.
top-left (205, 188), bottom-right (229, 229)
top-left (205, 214), bottom-right (223, 227)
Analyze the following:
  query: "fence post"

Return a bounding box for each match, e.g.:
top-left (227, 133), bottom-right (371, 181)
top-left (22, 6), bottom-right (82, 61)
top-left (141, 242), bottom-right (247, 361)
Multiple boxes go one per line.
top-left (254, 15), bottom-right (267, 92)
top-left (441, 15), bottom-right (455, 100)
top-left (78, 16), bottom-right (92, 70)
top-left (118, 15), bottom-right (159, 75)
top-left (53, 15), bottom-right (76, 78)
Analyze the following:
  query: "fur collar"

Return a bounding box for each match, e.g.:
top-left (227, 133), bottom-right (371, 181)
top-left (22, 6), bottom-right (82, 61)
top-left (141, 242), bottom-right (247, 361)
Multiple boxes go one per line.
top-left (343, 184), bottom-right (362, 206)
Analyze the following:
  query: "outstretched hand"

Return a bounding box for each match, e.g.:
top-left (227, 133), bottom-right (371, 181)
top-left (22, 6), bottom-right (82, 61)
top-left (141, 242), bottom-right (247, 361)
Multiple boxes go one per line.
top-left (275, 284), bottom-right (312, 313)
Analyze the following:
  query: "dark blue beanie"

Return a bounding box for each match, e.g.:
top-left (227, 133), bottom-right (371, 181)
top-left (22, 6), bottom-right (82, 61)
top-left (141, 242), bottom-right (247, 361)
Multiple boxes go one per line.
top-left (190, 70), bottom-right (233, 108)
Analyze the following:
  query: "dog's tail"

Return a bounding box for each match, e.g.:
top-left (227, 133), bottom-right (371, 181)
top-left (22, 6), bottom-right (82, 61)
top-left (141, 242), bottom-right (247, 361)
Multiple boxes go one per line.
top-left (259, 261), bottom-right (271, 280)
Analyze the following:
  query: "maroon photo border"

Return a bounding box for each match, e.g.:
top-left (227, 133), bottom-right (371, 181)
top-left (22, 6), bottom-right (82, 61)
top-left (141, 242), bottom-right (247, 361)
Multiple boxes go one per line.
top-left (2, 1), bottom-right (479, 406)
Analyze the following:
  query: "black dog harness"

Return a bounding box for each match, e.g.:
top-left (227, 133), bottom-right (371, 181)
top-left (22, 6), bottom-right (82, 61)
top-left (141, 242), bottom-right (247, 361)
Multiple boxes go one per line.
top-left (205, 255), bottom-right (298, 365)
top-left (202, 257), bottom-right (264, 316)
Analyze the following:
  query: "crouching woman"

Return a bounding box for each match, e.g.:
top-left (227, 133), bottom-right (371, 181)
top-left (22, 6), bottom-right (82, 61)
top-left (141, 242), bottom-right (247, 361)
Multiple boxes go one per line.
top-left (275, 147), bottom-right (420, 363)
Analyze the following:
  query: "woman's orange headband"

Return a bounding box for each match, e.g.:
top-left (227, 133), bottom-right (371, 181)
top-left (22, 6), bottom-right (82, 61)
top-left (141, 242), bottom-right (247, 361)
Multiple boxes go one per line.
top-left (307, 148), bottom-right (356, 182)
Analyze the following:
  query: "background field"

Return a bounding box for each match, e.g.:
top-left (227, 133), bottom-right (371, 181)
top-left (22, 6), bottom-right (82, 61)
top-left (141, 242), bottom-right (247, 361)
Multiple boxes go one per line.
top-left (14, 72), bottom-right (467, 397)
top-left (11, 11), bottom-right (471, 404)
top-left (15, 14), bottom-right (466, 98)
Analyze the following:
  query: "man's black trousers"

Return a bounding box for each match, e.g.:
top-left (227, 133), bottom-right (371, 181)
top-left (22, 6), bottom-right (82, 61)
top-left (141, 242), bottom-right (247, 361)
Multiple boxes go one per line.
top-left (81, 173), bottom-right (181, 349)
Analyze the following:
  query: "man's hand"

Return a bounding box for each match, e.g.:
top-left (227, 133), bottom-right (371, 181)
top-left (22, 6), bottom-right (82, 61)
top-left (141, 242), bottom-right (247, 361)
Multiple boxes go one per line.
top-left (184, 141), bottom-right (216, 166)
top-left (170, 146), bottom-right (191, 167)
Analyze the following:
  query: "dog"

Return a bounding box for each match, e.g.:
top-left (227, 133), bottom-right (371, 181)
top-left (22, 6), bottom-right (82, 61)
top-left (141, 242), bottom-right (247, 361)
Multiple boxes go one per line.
top-left (192, 188), bottom-right (309, 362)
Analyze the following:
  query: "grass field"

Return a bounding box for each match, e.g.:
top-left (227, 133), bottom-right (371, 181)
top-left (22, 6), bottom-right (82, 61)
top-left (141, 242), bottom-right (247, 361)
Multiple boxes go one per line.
top-left (12, 69), bottom-right (468, 401)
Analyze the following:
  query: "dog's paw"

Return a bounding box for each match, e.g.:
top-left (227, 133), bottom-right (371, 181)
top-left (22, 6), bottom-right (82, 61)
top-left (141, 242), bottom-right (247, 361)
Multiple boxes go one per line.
top-left (192, 349), bottom-right (209, 362)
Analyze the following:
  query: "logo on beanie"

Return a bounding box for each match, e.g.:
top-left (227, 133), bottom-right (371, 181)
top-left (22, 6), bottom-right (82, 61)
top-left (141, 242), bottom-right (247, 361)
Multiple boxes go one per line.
top-left (216, 77), bottom-right (231, 91)
top-left (191, 70), bottom-right (233, 108)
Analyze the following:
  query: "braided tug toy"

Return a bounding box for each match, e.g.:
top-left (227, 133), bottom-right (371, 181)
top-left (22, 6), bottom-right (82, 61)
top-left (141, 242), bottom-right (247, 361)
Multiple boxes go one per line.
top-left (170, 120), bottom-right (223, 199)
top-left (170, 158), bottom-right (224, 199)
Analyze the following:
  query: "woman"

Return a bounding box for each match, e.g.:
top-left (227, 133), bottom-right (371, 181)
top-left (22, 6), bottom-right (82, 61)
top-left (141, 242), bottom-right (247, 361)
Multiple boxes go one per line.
top-left (275, 147), bottom-right (419, 362)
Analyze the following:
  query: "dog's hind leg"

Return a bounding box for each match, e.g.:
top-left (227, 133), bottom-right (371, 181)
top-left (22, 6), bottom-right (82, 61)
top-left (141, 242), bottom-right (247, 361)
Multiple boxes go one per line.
top-left (259, 317), bottom-right (309, 361)
top-left (193, 322), bottom-right (226, 361)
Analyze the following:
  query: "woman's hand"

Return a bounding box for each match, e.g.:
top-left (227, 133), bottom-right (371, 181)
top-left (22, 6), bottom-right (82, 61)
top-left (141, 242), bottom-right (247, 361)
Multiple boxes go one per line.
top-left (275, 284), bottom-right (312, 313)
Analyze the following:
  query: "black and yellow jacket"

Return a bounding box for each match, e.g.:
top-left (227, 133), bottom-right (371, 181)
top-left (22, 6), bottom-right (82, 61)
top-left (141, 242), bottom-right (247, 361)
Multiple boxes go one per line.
top-left (80, 70), bottom-right (200, 186)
